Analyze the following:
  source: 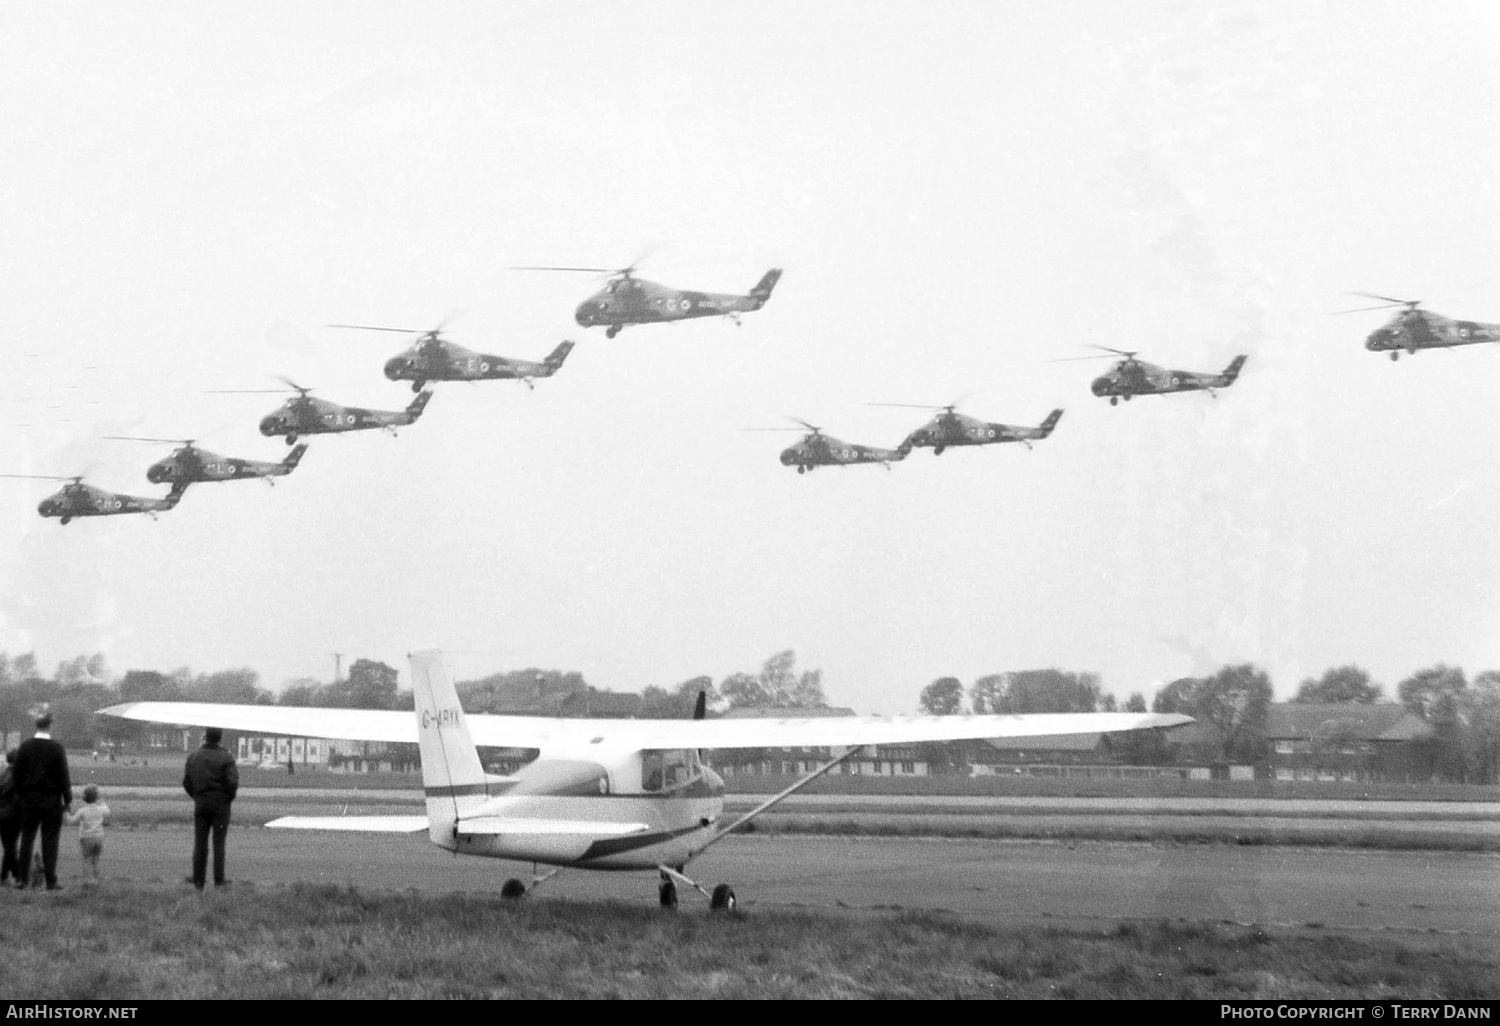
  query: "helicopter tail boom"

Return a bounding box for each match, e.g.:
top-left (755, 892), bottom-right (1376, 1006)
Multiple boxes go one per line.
top-left (406, 390), bottom-right (433, 419)
top-left (750, 269), bottom-right (783, 305)
top-left (282, 444), bottom-right (309, 472)
top-left (544, 340), bottom-right (575, 370)
top-left (1219, 355), bottom-right (1248, 386)
top-left (1037, 409), bottom-right (1064, 438)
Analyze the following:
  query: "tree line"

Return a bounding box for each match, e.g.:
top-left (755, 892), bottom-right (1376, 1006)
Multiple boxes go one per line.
top-left (916, 663), bottom-right (1500, 782)
top-left (0, 649), bottom-right (829, 752)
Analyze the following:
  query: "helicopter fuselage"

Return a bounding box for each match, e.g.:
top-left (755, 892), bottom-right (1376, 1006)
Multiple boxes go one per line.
top-left (1364, 309), bottom-right (1500, 358)
top-left (259, 393), bottom-right (430, 441)
top-left (902, 409), bottom-right (1063, 454)
top-left (574, 270), bottom-right (781, 336)
top-left (38, 482), bottom-right (185, 524)
top-left (779, 433), bottom-right (906, 473)
top-left (147, 445), bottom-right (306, 484)
top-left (383, 340), bottom-right (573, 386)
top-left (1091, 356), bottom-right (1245, 402)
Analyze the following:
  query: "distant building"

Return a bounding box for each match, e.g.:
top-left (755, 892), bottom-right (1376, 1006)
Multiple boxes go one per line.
top-left (1266, 703), bottom-right (1432, 782)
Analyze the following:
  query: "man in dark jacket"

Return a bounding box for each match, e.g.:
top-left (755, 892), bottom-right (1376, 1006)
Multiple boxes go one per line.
top-left (0, 749), bottom-right (20, 886)
top-left (183, 727), bottom-right (238, 890)
top-left (14, 713), bottom-right (72, 890)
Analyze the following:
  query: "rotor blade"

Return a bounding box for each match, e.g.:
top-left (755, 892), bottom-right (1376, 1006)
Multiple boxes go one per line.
top-left (104, 436), bottom-right (194, 444)
top-left (274, 375), bottom-right (311, 393)
top-left (204, 389), bottom-right (288, 394)
top-left (327, 323), bottom-right (426, 334)
top-left (866, 402), bottom-right (944, 410)
top-left (0, 473), bottom-right (77, 481)
top-left (510, 266), bottom-right (621, 273)
top-left (786, 416), bottom-right (820, 431)
top-left (1331, 303), bottom-right (1407, 315)
top-left (1349, 291), bottom-right (1419, 306)
top-left (1048, 353), bottom-right (1116, 363)
top-left (1088, 345), bottom-right (1138, 357)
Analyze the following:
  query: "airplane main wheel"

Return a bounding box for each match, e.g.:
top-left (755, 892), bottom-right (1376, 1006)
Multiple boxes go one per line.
top-left (500, 879), bottom-right (526, 899)
top-left (658, 880), bottom-right (678, 909)
top-left (710, 884), bottom-right (737, 912)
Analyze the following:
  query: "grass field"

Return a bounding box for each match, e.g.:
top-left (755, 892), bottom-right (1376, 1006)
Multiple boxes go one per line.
top-left (1, 882), bottom-right (1495, 999)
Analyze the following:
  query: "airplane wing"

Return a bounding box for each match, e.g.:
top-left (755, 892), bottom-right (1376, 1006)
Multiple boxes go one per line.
top-left (101, 701), bottom-right (1190, 750)
top-left (267, 815), bottom-right (428, 832)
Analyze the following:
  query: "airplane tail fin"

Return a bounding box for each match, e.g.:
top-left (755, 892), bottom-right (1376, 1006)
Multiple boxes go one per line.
top-left (408, 650), bottom-right (491, 849)
top-left (750, 268), bottom-right (783, 304)
top-left (407, 390), bottom-right (433, 419)
top-left (1220, 355), bottom-right (1247, 385)
top-left (282, 443), bottom-right (309, 471)
top-left (544, 340), bottom-right (575, 370)
top-left (1037, 409), bottom-right (1064, 437)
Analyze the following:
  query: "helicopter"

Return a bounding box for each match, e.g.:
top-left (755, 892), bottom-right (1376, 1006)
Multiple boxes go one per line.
top-left (1080, 349), bottom-right (1247, 405)
top-left (2, 475), bottom-right (188, 525)
top-left (330, 323), bottom-right (575, 392)
top-left (514, 263), bottom-right (782, 338)
top-left (875, 404), bottom-right (1064, 456)
top-left (105, 437), bottom-right (309, 485)
top-left (753, 418), bottom-right (910, 474)
top-left (1345, 293), bottom-right (1500, 361)
top-left (213, 378), bottom-right (432, 445)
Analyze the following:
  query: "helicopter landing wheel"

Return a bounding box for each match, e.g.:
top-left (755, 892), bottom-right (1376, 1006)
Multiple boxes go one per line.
top-left (658, 880), bottom-right (678, 910)
top-left (1390, 351), bottom-right (1400, 361)
top-left (710, 884), bottom-right (737, 913)
top-left (60, 516), bottom-right (71, 526)
top-left (1109, 396), bottom-right (1118, 406)
top-left (285, 435), bottom-right (298, 445)
top-left (500, 878), bottom-right (526, 899)
top-left (933, 446), bottom-right (945, 456)
top-left (606, 325), bottom-right (621, 339)
top-left (1123, 394), bottom-right (1132, 402)
top-left (797, 465), bottom-right (805, 474)
top-left (411, 381), bottom-right (425, 393)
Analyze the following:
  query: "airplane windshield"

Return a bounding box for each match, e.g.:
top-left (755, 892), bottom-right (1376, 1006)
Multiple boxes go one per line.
top-left (641, 749), bottom-right (701, 792)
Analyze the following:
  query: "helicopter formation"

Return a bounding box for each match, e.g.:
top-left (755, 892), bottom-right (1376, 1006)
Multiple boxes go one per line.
top-left (13, 260), bottom-right (1493, 520)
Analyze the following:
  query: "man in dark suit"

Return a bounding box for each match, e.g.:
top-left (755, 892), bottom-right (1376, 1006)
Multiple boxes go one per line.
top-left (183, 727), bottom-right (238, 890)
top-left (14, 712), bottom-right (72, 890)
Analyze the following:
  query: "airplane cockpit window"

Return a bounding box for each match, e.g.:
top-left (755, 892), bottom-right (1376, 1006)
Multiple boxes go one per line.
top-left (641, 749), bottom-right (701, 792)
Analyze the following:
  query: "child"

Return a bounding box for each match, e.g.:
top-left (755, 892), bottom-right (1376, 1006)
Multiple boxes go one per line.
top-left (65, 785), bottom-right (109, 885)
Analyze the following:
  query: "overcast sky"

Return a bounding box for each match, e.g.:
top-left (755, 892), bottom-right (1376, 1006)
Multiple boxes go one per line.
top-left (3, 1), bottom-right (1499, 713)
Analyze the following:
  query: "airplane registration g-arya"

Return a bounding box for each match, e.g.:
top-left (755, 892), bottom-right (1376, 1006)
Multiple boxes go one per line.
top-left (102, 651), bottom-right (1191, 912)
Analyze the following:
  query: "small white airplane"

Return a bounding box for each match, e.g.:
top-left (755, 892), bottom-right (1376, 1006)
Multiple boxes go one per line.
top-left (102, 651), bottom-right (1190, 911)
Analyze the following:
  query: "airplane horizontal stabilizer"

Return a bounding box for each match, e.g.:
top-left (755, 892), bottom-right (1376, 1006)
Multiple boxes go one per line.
top-left (266, 815), bottom-right (428, 832)
top-left (455, 816), bottom-right (650, 837)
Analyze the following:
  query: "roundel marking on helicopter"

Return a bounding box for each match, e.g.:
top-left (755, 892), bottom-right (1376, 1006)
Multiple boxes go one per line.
top-left (480, 362), bottom-right (490, 373)
top-left (985, 428), bottom-right (996, 439)
top-left (680, 298), bottom-right (691, 311)
top-left (1459, 328), bottom-right (1470, 338)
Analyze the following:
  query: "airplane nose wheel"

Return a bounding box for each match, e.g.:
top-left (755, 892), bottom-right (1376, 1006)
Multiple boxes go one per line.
top-left (710, 884), bottom-right (737, 912)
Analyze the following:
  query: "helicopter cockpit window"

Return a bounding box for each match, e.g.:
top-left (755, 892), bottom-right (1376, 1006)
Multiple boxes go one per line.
top-left (605, 279), bottom-right (620, 294)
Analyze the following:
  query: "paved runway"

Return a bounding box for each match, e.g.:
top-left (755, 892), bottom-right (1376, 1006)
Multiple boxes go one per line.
top-left (84, 827), bottom-right (1500, 942)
